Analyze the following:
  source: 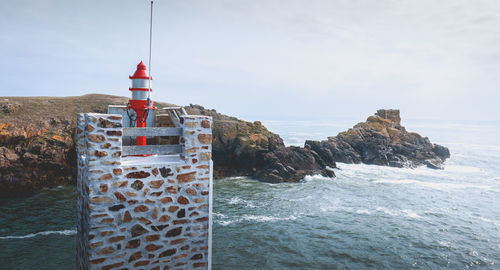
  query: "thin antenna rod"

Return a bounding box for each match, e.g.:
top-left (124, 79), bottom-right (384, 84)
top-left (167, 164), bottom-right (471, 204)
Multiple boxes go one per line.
top-left (147, 1), bottom-right (153, 105)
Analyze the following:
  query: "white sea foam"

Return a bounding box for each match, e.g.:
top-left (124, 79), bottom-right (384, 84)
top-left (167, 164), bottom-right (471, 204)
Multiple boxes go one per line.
top-left (228, 176), bottom-right (248, 180)
top-left (400, 209), bottom-right (423, 219)
top-left (438, 241), bottom-right (451, 247)
top-left (303, 174), bottom-right (334, 182)
top-left (322, 205), bottom-right (423, 219)
top-left (242, 214), bottom-right (297, 222)
top-left (213, 212), bottom-right (227, 218)
top-left (228, 197), bottom-right (241, 205)
top-left (355, 209), bottom-right (371, 215)
top-left (288, 195), bottom-right (315, 202)
top-left (374, 179), bottom-right (494, 191)
top-left (374, 207), bottom-right (423, 219)
top-left (445, 165), bottom-right (481, 173)
top-left (477, 217), bottom-right (500, 227)
top-left (336, 162), bottom-right (486, 180)
top-left (336, 162), bottom-right (437, 178)
top-left (0, 229), bottom-right (76, 240)
top-left (227, 197), bottom-right (256, 208)
top-left (217, 220), bottom-right (236, 226)
top-left (216, 215), bottom-right (297, 226)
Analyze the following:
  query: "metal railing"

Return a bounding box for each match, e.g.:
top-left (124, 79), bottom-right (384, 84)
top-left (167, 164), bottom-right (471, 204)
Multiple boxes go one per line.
top-left (157, 107), bottom-right (187, 127)
top-left (121, 127), bottom-right (182, 156)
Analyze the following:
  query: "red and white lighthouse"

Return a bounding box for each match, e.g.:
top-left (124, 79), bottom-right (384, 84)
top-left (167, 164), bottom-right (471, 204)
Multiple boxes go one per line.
top-left (128, 61), bottom-right (156, 145)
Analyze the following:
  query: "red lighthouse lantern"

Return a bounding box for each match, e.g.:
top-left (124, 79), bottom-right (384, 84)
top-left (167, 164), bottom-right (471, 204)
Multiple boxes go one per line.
top-left (128, 61), bottom-right (156, 146)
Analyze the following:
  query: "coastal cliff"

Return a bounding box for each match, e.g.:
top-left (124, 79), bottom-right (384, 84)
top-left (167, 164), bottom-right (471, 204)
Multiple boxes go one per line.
top-left (0, 95), bottom-right (129, 197)
top-left (176, 105), bottom-right (336, 183)
top-left (0, 95), bottom-right (449, 198)
top-left (0, 94), bottom-right (333, 197)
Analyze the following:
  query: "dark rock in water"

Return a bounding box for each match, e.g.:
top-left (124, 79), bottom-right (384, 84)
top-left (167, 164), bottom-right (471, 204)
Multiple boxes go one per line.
top-left (1, 95), bottom-right (335, 197)
top-left (324, 167), bottom-right (336, 177)
top-left (424, 160), bottom-right (444, 170)
top-left (254, 145), bottom-right (336, 183)
top-left (305, 109), bottom-right (450, 169)
top-left (0, 95), bottom-right (449, 197)
top-left (187, 104), bottom-right (337, 183)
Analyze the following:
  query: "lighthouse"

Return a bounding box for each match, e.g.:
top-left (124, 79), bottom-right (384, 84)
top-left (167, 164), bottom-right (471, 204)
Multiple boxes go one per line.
top-left (128, 61), bottom-right (156, 145)
top-left (77, 2), bottom-right (214, 268)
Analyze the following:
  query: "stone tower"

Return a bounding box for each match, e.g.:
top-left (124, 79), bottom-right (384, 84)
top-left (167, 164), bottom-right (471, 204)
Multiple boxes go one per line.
top-left (76, 112), bottom-right (213, 269)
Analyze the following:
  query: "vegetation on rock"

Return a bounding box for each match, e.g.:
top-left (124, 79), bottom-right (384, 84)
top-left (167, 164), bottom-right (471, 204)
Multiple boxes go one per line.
top-left (0, 94), bottom-right (333, 198)
top-left (0, 96), bottom-right (448, 199)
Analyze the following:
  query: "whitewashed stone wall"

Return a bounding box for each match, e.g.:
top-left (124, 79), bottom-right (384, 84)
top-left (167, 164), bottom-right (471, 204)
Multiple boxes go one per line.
top-left (76, 113), bottom-right (213, 270)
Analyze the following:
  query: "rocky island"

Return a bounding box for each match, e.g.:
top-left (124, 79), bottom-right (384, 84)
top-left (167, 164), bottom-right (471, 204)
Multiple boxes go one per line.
top-left (0, 95), bottom-right (449, 198)
top-left (305, 109), bottom-right (450, 169)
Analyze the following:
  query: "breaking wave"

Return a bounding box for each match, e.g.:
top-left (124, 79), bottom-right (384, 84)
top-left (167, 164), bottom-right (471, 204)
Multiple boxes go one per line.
top-left (445, 165), bottom-right (482, 173)
top-left (216, 215), bottom-right (297, 226)
top-left (373, 179), bottom-right (496, 191)
top-left (227, 197), bottom-right (257, 208)
top-left (0, 230), bottom-right (76, 240)
top-left (320, 205), bottom-right (423, 219)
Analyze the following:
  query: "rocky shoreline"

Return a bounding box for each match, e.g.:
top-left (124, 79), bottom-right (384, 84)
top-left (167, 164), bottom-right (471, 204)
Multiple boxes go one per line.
top-left (0, 95), bottom-right (449, 198)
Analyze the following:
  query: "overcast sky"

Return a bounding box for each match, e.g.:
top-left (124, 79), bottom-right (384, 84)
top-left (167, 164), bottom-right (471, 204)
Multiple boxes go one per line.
top-left (1, 0), bottom-right (499, 122)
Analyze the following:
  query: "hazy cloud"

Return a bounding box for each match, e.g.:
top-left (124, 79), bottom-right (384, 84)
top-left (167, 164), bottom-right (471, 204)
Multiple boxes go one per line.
top-left (1, 0), bottom-right (499, 122)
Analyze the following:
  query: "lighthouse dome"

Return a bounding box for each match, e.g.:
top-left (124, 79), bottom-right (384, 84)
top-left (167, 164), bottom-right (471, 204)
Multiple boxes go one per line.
top-left (129, 61), bottom-right (152, 80)
top-left (129, 61), bottom-right (152, 91)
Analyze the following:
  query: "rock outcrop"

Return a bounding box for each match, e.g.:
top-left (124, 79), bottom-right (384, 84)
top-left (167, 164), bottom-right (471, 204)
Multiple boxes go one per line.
top-left (305, 109), bottom-right (450, 169)
top-left (185, 105), bottom-right (336, 183)
top-left (0, 95), bottom-right (130, 199)
top-left (0, 96), bottom-right (449, 198)
top-left (0, 95), bottom-right (335, 198)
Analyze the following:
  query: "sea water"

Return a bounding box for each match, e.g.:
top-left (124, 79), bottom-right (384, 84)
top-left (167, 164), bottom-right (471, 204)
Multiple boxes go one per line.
top-left (0, 119), bottom-right (499, 269)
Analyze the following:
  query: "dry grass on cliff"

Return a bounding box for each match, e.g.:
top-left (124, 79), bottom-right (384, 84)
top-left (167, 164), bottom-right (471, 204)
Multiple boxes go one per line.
top-left (0, 94), bottom-right (277, 149)
top-left (0, 94), bottom-right (130, 125)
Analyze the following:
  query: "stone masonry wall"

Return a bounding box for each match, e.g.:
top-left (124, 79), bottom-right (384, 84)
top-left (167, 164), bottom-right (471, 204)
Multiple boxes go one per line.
top-left (76, 113), bottom-right (213, 270)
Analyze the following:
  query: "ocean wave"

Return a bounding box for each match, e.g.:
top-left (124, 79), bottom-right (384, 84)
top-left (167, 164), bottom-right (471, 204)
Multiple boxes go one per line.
top-left (355, 209), bottom-right (371, 215)
top-left (242, 214), bottom-right (297, 222)
top-left (0, 230), bottom-right (76, 240)
top-left (336, 163), bottom-right (487, 180)
top-left (288, 195), bottom-right (315, 202)
top-left (335, 163), bottom-right (438, 177)
top-left (477, 217), bottom-right (500, 227)
top-left (375, 207), bottom-right (423, 219)
top-left (217, 220), bottom-right (236, 226)
top-left (226, 176), bottom-right (249, 180)
top-left (303, 174), bottom-right (334, 182)
top-left (445, 165), bottom-right (481, 173)
top-left (216, 215), bottom-right (297, 226)
top-left (353, 207), bottom-right (422, 218)
top-left (373, 179), bottom-right (495, 191)
top-left (227, 197), bottom-right (256, 208)
top-left (321, 205), bottom-right (423, 219)
top-left (213, 212), bottom-right (227, 218)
